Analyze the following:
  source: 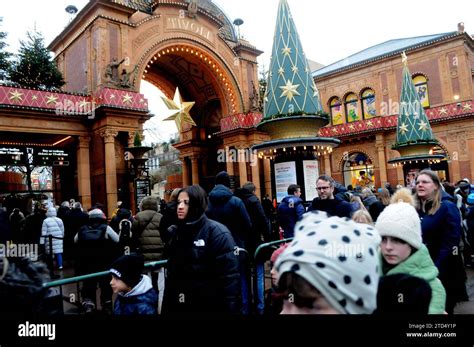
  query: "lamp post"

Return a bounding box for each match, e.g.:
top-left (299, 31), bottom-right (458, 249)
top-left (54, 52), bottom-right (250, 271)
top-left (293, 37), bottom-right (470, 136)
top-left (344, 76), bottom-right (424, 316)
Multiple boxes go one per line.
top-left (125, 135), bottom-right (152, 214)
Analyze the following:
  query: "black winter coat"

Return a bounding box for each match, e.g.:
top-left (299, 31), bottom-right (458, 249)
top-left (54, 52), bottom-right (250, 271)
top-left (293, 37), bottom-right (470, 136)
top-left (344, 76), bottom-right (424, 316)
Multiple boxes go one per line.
top-left (206, 185), bottom-right (252, 248)
top-left (234, 188), bottom-right (270, 254)
top-left (307, 196), bottom-right (353, 218)
top-left (162, 214), bottom-right (241, 314)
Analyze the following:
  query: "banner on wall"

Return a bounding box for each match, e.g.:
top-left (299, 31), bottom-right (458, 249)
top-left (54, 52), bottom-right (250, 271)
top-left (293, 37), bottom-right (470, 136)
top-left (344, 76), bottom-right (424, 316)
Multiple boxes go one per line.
top-left (303, 160), bottom-right (319, 201)
top-left (275, 161), bottom-right (297, 203)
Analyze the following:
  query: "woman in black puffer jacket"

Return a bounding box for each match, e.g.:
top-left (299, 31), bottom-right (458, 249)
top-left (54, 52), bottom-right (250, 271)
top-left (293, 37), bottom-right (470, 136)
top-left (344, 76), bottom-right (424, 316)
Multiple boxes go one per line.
top-left (162, 185), bottom-right (241, 315)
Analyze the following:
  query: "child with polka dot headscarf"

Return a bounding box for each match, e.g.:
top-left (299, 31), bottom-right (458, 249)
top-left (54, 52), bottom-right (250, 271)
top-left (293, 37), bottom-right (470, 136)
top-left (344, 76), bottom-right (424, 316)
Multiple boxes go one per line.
top-left (275, 211), bottom-right (381, 314)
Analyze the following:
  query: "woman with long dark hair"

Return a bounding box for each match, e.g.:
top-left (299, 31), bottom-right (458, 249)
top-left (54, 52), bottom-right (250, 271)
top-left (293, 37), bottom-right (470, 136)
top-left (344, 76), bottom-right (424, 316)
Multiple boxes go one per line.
top-left (414, 169), bottom-right (467, 313)
top-left (161, 185), bottom-right (240, 314)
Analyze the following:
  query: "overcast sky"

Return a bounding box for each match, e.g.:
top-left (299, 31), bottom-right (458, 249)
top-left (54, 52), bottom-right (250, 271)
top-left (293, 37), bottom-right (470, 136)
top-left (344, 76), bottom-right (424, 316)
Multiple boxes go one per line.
top-left (1, 0), bottom-right (472, 143)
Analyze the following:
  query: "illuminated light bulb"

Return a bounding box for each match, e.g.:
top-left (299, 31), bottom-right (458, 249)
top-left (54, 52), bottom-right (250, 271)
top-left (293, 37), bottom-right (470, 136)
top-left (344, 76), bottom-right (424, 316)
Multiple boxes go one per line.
top-left (283, 148), bottom-right (286, 152)
top-left (171, 48), bottom-right (174, 52)
top-left (293, 147), bottom-right (296, 151)
top-left (304, 146), bottom-right (306, 150)
top-left (166, 49), bottom-right (169, 53)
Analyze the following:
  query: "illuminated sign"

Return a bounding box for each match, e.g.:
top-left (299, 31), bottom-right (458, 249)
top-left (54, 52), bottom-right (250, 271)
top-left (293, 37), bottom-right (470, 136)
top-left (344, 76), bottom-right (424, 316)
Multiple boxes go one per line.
top-left (0, 146), bottom-right (26, 165)
top-left (32, 148), bottom-right (70, 166)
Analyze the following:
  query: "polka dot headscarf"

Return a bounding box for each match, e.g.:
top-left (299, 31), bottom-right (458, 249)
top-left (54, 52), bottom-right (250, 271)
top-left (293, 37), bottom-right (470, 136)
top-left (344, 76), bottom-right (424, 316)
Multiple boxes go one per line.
top-left (275, 211), bottom-right (381, 314)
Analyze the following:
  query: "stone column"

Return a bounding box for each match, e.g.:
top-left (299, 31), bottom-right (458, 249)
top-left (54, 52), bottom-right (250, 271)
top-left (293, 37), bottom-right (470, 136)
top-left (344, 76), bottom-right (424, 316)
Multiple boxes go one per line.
top-left (376, 134), bottom-right (388, 185)
top-left (100, 128), bottom-right (119, 218)
top-left (191, 156), bottom-right (199, 185)
top-left (323, 155), bottom-right (332, 176)
top-left (77, 136), bottom-right (92, 210)
top-left (226, 146), bottom-right (235, 175)
top-left (251, 157), bottom-right (261, 198)
top-left (181, 156), bottom-right (190, 187)
top-left (263, 158), bottom-right (272, 198)
top-left (238, 147), bottom-right (248, 186)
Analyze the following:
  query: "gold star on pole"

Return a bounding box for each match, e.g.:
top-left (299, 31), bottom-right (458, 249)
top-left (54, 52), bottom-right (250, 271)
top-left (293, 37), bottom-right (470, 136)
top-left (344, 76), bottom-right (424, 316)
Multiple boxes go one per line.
top-left (279, 80), bottom-right (300, 101)
top-left (418, 120), bottom-right (429, 132)
top-left (9, 90), bottom-right (23, 103)
top-left (399, 122), bottom-right (409, 134)
top-left (161, 87), bottom-right (196, 132)
top-left (46, 95), bottom-right (59, 105)
top-left (282, 46), bottom-right (292, 56)
top-left (122, 93), bottom-right (133, 104)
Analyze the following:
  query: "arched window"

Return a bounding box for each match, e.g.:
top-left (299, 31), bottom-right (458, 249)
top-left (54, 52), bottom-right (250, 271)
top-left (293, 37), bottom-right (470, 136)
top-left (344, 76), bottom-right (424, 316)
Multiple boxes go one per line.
top-left (345, 93), bottom-right (360, 123)
top-left (361, 88), bottom-right (376, 119)
top-left (342, 152), bottom-right (374, 189)
top-left (413, 75), bottom-right (430, 108)
top-left (329, 97), bottom-right (343, 125)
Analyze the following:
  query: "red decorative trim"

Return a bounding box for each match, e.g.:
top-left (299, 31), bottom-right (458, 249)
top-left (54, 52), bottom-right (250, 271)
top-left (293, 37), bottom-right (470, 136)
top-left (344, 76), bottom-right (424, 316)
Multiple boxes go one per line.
top-left (0, 86), bottom-right (148, 113)
top-left (319, 101), bottom-right (473, 138)
top-left (219, 112), bottom-right (263, 132)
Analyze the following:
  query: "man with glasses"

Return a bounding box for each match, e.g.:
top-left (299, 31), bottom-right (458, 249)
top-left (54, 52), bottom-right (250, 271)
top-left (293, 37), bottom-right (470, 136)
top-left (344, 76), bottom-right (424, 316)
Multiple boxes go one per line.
top-left (307, 175), bottom-right (352, 218)
top-left (277, 184), bottom-right (305, 239)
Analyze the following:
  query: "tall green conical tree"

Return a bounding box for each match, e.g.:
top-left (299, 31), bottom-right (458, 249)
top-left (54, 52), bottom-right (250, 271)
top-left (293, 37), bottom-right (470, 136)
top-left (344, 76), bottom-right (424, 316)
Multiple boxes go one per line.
top-left (9, 30), bottom-right (65, 89)
top-left (394, 52), bottom-right (436, 147)
top-left (0, 18), bottom-right (11, 81)
top-left (263, 0), bottom-right (324, 119)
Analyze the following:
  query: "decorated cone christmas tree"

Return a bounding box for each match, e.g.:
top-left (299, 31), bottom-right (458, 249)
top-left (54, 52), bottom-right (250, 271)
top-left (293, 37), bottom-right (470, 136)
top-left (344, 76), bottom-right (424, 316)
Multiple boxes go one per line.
top-left (253, 0), bottom-right (339, 202)
top-left (388, 52), bottom-right (445, 167)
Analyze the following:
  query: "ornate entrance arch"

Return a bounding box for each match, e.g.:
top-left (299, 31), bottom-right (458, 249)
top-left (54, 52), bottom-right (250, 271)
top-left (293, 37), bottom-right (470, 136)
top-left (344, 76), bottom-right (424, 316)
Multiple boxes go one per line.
top-left (45, 0), bottom-right (262, 206)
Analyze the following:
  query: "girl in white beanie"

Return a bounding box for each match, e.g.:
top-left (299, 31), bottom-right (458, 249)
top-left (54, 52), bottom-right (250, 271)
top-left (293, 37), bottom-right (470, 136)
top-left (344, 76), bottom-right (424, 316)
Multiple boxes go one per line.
top-left (375, 188), bottom-right (446, 314)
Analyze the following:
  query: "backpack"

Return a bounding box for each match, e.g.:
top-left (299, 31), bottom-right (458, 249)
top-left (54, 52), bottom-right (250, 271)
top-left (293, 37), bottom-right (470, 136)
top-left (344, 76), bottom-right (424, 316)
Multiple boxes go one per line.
top-left (77, 224), bottom-right (108, 257)
top-left (118, 219), bottom-right (133, 247)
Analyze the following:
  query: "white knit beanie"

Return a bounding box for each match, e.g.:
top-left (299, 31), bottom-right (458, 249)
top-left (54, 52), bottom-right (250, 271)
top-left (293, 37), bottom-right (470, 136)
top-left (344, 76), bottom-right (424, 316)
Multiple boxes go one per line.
top-left (375, 202), bottom-right (422, 249)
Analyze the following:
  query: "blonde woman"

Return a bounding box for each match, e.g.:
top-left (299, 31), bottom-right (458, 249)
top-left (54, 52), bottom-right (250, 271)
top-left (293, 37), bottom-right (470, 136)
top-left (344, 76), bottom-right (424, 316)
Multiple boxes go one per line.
top-left (414, 169), bottom-right (467, 313)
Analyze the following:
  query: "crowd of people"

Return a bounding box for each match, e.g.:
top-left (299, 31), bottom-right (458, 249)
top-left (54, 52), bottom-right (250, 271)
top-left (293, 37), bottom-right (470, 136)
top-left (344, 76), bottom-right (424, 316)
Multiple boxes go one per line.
top-left (1, 169), bottom-right (473, 316)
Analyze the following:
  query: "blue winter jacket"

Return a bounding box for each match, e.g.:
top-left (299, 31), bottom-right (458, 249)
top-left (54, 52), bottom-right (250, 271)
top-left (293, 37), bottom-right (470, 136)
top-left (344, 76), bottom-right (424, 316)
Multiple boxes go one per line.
top-left (113, 275), bottom-right (158, 315)
top-left (277, 195), bottom-right (305, 238)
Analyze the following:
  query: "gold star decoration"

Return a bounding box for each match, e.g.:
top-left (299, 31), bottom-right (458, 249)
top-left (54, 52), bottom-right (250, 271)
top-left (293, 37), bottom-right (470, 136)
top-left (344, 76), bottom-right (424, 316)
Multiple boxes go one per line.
top-left (232, 116), bottom-right (238, 125)
top-left (291, 65), bottom-right (298, 73)
top-left (122, 93), bottom-right (133, 104)
top-left (45, 95), bottom-right (59, 105)
top-left (366, 120), bottom-right (374, 128)
top-left (282, 46), bottom-right (292, 56)
top-left (278, 67), bottom-right (285, 76)
top-left (9, 90), bottom-right (23, 103)
top-left (332, 128), bottom-right (338, 133)
top-left (348, 124), bottom-right (355, 131)
top-left (31, 95), bottom-right (38, 101)
top-left (399, 122), bottom-right (409, 134)
top-left (161, 87), bottom-right (196, 132)
top-left (439, 107), bottom-right (448, 115)
top-left (418, 120), bottom-right (429, 132)
top-left (279, 80), bottom-right (300, 101)
top-left (463, 103), bottom-right (472, 111)
top-left (110, 94), bottom-right (116, 99)
top-left (401, 51), bottom-right (408, 65)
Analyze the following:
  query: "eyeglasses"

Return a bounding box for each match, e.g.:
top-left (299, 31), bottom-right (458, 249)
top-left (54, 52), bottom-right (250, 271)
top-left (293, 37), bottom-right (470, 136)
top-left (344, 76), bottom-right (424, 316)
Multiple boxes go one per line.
top-left (316, 186), bottom-right (331, 191)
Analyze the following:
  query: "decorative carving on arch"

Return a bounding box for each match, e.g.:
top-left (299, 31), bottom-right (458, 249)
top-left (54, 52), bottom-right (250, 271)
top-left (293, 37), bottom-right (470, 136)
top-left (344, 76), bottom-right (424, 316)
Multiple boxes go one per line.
top-left (136, 36), bottom-right (244, 114)
top-left (338, 149), bottom-right (376, 171)
top-left (434, 138), bottom-right (451, 159)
